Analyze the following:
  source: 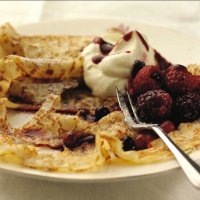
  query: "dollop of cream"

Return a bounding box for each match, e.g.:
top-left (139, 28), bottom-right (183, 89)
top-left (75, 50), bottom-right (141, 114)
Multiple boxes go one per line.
top-left (82, 31), bottom-right (157, 97)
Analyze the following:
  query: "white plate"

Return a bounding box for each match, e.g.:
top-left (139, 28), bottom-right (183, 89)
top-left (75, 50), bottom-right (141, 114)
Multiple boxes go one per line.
top-left (1, 18), bottom-right (200, 183)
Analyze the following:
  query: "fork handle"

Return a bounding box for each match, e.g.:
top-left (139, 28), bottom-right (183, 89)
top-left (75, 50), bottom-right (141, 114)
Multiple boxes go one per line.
top-left (152, 126), bottom-right (200, 189)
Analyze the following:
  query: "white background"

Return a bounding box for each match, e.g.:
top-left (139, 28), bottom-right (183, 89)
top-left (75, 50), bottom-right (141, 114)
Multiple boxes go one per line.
top-left (0, 1), bottom-right (200, 200)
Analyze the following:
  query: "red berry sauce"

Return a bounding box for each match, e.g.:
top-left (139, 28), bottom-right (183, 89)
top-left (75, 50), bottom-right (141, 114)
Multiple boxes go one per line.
top-left (93, 37), bottom-right (113, 55)
top-left (123, 31), bottom-right (133, 41)
top-left (92, 55), bottom-right (105, 64)
top-left (136, 31), bottom-right (149, 51)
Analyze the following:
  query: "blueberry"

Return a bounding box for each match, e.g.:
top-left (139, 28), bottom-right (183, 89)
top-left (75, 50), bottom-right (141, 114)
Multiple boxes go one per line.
top-left (122, 136), bottom-right (135, 151)
top-left (95, 106), bottom-right (110, 121)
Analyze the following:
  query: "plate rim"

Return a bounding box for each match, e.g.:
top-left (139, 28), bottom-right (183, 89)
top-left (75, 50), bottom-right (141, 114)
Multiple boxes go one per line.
top-left (16, 17), bottom-right (200, 41)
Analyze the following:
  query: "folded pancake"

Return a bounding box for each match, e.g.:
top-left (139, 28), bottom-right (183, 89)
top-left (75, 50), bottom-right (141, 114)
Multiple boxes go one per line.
top-left (0, 23), bottom-right (91, 59)
top-left (0, 55), bottom-right (118, 111)
top-left (0, 55), bottom-right (79, 105)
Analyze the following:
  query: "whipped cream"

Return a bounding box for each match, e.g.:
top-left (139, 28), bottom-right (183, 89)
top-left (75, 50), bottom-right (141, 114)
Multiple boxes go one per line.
top-left (82, 31), bottom-right (157, 97)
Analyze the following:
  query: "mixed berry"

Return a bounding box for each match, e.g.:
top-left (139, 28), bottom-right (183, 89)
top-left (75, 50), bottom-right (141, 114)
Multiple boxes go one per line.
top-left (128, 65), bottom-right (163, 97)
top-left (62, 132), bottom-right (95, 150)
top-left (136, 89), bottom-right (173, 122)
top-left (123, 61), bottom-right (200, 151)
top-left (175, 92), bottom-right (200, 122)
top-left (78, 106), bottom-right (111, 122)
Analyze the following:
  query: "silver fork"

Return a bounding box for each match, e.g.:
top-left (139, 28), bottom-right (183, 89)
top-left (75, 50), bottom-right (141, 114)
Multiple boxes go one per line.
top-left (116, 88), bottom-right (200, 189)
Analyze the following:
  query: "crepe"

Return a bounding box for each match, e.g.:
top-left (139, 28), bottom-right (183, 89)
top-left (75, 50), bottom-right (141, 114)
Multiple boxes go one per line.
top-left (187, 64), bottom-right (200, 75)
top-left (0, 23), bottom-right (91, 59)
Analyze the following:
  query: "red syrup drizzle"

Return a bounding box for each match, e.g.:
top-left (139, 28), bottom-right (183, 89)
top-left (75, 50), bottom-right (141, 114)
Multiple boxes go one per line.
top-left (123, 31), bottom-right (133, 41)
top-left (92, 37), bottom-right (113, 64)
top-left (100, 43), bottom-right (113, 55)
top-left (136, 31), bottom-right (149, 51)
top-left (154, 50), bottom-right (172, 70)
top-left (93, 37), bottom-right (113, 55)
top-left (93, 37), bottom-right (104, 44)
top-left (92, 55), bottom-right (105, 64)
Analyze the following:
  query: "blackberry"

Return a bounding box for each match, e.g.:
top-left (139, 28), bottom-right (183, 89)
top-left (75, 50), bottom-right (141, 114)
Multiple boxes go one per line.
top-left (175, 92), bottom-right (200, 122)
top-left (136, 89), bottom-right (173, 122)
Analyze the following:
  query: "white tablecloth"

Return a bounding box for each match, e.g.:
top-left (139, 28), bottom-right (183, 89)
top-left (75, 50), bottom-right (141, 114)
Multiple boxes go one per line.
top-left (0, 1), bottom-right (200, 199)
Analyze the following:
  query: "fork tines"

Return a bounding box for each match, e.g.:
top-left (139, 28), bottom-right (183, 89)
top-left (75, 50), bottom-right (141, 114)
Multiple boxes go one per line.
top-left (115, 88), bottom-right (155, 130)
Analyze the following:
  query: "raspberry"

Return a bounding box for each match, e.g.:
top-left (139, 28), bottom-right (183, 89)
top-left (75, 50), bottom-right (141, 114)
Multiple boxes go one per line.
top-left (160, 120), bottom-right (175, 133)
top-left (134, 131), bottom-right (157, 150)
top-left (136, 89), bottom-right (173, 122)
top-left (165, 65), bottom-right (200, 96)
top-left (175, 92), bottom-right (200, 122)
top-left (128, 66), bottom-right (163, 97)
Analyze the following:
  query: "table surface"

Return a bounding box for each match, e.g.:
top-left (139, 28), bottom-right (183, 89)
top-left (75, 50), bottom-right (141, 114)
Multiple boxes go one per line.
top-left (0, 1), bottom-right (200, 199)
